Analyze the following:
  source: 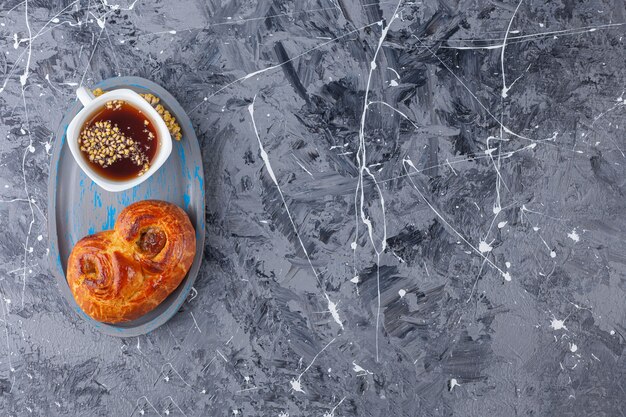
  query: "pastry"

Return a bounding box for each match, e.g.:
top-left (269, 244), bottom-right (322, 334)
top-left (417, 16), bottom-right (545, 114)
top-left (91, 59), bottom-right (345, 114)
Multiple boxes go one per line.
top-left (67, 200), bottom-right (196, 323)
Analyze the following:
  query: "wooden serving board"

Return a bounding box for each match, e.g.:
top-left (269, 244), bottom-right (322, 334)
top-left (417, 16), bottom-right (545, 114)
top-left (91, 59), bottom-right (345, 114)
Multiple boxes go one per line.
top-left (48, 76), bottom-right (205, 337)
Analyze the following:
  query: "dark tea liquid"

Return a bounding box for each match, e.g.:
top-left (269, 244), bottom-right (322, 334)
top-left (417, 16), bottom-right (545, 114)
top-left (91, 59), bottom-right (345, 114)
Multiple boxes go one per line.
top-left (80, 102), bottom-right (159, 181)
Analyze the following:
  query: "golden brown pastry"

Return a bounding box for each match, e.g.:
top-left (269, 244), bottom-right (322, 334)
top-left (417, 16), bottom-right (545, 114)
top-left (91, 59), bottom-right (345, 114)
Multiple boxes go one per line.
top-left (67, 200), bottom-right (196, 323)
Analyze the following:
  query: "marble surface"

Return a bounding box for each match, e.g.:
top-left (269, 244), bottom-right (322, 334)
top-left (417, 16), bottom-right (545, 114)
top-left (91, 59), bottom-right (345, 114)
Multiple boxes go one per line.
top-left (1, 0), bottom-right (625, 415)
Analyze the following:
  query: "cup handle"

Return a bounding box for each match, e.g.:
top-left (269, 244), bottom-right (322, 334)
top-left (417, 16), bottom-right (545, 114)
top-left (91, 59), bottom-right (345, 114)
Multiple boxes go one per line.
top-left (76, 86), bottom-right (95, 106)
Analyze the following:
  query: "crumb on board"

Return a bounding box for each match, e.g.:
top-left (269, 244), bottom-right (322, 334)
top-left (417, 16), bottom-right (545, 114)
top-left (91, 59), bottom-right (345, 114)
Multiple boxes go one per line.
top-left (92, 89), bottom-right (183, 141)
top-left (150, 99), bottom-right (182, 141)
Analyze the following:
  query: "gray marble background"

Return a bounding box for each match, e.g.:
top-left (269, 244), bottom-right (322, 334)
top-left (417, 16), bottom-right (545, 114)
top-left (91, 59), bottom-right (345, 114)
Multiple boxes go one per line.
top-left (1, 0), bottom-right (625, 416)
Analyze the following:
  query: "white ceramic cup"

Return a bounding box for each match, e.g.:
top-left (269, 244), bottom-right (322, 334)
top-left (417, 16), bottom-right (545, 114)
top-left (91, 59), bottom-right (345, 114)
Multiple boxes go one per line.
top-left (67, 86), bottom-right (173, 192)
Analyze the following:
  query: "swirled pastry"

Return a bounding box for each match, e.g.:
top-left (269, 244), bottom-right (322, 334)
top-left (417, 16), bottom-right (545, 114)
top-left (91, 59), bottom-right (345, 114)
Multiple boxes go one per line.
top-left (67, 200), bottom-right (196, 323)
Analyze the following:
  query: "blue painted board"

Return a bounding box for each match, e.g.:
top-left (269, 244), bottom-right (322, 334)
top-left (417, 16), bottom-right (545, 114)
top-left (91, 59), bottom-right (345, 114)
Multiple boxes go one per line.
top-left (47, 77), bottom-right (205, 337)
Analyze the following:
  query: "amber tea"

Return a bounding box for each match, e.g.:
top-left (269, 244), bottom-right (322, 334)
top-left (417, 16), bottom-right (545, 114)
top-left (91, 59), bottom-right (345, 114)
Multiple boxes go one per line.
top-left (78, 100), bottom-right (159, 181)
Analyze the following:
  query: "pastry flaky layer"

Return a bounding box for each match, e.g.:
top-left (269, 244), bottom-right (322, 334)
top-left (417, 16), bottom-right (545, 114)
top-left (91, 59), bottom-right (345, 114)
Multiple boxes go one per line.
top-left (67, 200), bottom-right (196, 323)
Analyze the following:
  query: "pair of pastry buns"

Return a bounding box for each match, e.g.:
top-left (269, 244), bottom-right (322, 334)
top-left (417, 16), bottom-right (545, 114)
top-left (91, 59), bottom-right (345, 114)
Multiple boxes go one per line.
top-left (67, 200), bottom-right (195, 323)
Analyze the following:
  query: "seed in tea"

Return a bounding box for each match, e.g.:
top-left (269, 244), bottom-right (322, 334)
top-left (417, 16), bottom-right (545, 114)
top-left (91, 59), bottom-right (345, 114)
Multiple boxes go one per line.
top-left (92, 89), bottom-right (183, 141)
top-left (78, 100), bottom-right (158, 181)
